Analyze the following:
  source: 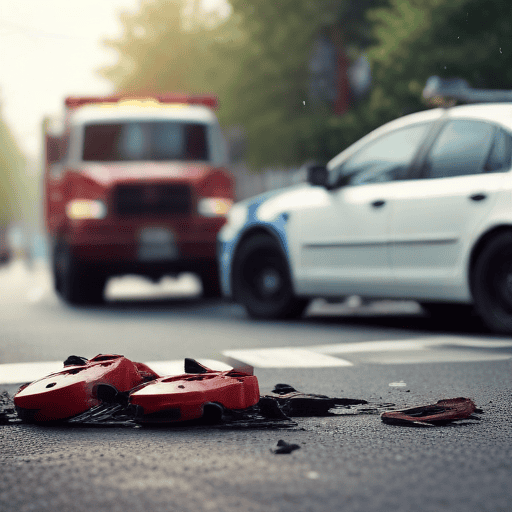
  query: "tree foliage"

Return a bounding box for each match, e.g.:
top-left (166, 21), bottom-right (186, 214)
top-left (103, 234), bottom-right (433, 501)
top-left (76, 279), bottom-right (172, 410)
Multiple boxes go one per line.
top-left (366, 0), bottom-right (512, 119)
top-left (0, 111), bottom-right (26, 226)
top-left (100, 0), bottom-right (212, 94)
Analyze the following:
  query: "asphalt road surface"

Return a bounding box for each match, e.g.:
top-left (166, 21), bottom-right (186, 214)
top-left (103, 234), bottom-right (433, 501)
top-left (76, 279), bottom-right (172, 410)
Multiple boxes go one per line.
top-left (1, 260), bottom-right (511, 512)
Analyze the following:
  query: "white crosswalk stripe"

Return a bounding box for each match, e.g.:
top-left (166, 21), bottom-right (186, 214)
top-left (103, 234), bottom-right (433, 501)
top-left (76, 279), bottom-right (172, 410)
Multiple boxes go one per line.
top-left (224, 348), bottom-right (353, 368)
top-left (223, 336), bottom-right (512, 368)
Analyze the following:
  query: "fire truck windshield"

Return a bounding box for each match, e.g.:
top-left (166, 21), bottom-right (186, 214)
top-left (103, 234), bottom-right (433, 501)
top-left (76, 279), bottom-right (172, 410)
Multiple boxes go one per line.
top-left (82, 121), bottom-right (209, 162)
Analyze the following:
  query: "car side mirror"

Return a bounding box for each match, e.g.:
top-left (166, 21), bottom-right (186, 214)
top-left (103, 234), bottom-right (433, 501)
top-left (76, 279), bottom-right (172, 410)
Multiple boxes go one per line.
top-left (306, 164), bottom-right (329, 187)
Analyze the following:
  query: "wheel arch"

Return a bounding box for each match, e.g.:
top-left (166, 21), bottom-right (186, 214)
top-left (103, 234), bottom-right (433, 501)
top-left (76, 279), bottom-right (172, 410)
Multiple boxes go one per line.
top-left (468, 224), bottom-right (512, 294)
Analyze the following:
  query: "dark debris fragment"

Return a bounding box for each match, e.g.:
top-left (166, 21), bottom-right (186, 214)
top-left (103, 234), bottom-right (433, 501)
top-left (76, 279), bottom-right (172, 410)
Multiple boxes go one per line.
top-left (271, 383), bottom-right (298, 395)
top-left (273, 439), bottom-right (301, 454)
top-left (381, 397), bottom-right (481, 427)
top-left (266, 384), bottom-right (368, 417)
top-left (63, 355), bottom-right (88, 367)
top-left (0, 392), bottom-right (20, 425)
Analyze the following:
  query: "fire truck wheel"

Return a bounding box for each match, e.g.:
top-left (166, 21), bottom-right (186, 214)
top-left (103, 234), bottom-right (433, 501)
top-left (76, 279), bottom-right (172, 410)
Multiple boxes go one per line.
top-left (232, 233), bottom-right (309, 320)
top-left (199, 263), bottom-right (222, 298)
top-left (54, 242), bottom-right (106, 305)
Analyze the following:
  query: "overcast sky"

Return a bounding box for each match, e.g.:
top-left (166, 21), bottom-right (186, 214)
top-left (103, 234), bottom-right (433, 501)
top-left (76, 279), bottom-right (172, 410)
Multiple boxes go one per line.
top-left (1, 0), bottom-right (227, 164)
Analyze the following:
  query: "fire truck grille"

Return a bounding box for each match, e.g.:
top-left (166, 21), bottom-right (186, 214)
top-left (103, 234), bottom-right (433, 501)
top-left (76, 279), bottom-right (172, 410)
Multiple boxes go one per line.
top-left (114, 184), bottom-right (193, 216)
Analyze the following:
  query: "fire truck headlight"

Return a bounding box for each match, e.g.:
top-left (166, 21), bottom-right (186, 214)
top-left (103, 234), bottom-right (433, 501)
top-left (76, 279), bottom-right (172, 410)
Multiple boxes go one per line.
top-left (198, 198), bottom-right (233, 217)
top-left (66, 200), bottom-right (107, 220)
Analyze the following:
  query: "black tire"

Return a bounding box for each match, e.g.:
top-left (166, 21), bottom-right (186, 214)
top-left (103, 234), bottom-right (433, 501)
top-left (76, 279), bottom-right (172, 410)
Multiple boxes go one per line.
top-left (53, 241), bottom-right (106, 305)
top-left (199, 262), bottom-right (222, 298)
top-left (472, 232), bottom-right (512, 334)
top-left (420, 302), bottom-right (474, 320)
top-left (232, 233), bottom-right (309, 319)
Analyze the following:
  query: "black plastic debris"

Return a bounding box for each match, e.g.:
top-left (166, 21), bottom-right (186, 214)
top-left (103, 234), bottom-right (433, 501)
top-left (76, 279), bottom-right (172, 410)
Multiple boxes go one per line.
top-left (274, 439), bottom-right (301, 454)
top-left (381, 397), bottom-right (480, 427)
top-left (272, 383), bottom-right (298, 395)
top-left (0, 392), bottom-right (19, 425)
top-left (63, 355), bottom-right (88, 367)
top-left (267, 384), bottom-right (368, 417)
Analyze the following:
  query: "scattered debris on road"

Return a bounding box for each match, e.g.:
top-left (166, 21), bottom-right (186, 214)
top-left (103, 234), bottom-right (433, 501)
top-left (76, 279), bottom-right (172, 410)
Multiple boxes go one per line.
top-left (1, 355), bottom-right (482, 431)
top-left (381, 397), bottom-right (481, 426)
top-left (273, 439), bottom-right (301, 454)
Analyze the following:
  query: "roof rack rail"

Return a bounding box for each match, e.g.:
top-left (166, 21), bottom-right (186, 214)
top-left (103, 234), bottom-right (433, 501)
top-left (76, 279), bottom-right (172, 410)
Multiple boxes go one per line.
top-left (423, 76), bottom-right (512, 105)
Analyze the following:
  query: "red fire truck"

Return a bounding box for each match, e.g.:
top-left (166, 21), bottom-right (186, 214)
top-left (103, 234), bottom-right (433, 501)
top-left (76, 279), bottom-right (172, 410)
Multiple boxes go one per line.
top-left (44, 94), bottom-right (234, 304)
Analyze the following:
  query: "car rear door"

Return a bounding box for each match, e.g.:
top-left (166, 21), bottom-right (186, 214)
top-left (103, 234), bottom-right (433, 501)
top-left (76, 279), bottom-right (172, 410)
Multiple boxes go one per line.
top-left (390, 119), bottom-right (511, 301)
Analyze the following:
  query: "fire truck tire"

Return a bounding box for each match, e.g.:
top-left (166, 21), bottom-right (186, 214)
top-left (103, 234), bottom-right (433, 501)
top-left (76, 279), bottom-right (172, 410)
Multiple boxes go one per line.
top-left (199, 263), bottom-right (222, 298)
top-left (54, 241), bottom-right (106, 305)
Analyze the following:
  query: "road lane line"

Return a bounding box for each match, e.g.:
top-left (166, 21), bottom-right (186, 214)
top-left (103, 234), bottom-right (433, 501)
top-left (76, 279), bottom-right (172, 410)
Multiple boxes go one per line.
top-left (223, 348), bottom-right (353, 368)
top-left (310, 337), bottom-right (512, 354)
top-left (223, 336), bottom-right (512, 368)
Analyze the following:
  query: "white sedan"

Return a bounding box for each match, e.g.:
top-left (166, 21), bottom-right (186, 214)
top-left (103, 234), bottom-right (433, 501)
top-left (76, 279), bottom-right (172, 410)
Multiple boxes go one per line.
top-left (218, 102), bottom-right (512, 334)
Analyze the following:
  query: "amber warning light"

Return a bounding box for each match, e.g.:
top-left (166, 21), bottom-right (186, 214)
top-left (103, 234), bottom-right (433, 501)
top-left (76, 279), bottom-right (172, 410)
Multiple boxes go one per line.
top-left (65, 94), bottom-right (218, 109)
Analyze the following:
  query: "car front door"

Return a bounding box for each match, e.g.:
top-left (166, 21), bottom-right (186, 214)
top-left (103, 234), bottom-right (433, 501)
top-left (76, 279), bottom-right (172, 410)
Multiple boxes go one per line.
top-left (390, 119), bottom-right (511, 301)
top-left (292, 122), bottom-right (433, 297)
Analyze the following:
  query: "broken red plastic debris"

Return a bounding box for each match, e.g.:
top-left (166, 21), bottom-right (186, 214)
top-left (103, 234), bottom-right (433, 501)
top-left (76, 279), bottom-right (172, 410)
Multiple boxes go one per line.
top-left (13, 354), bottom-right (159, 422)
top-left (129, 362), bottom-right (260, 424)
top-left (381, 397), bottom-right (477, 426)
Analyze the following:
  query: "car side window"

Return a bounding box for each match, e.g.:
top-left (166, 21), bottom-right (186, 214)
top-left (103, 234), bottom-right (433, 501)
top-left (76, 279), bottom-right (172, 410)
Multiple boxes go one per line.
top-left (485, 128), bottom-right (512, 173)
top-left (330, 123), bottom-right (431, 188)
top-left (423, 120), bottom-right (498, 179)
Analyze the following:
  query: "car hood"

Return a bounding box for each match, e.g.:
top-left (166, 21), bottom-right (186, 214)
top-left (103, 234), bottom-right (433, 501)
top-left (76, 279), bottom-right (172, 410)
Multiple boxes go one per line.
top-left (70, 161), bottom-right (216, 186)
top-left (241, 183), bottom-right (330, 223)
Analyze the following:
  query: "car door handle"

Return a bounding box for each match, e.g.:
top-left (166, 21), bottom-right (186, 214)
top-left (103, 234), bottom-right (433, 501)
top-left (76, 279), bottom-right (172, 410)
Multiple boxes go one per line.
top-left (371, 200), bottom-right (386, 208)
top-left (469, 193), bottom-right (487, 202)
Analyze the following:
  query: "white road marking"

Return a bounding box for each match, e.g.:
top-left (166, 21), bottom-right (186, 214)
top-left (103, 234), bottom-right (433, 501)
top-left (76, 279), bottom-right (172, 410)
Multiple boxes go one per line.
top-left (223, 348), bottom-right (353, 368)
top-left (143, 359), bottom-right (232, 376)
top-left (311, 336), bottom-right (512, 354)
top-left (0, 361), bottom-right (65, 385)
top-left (105, 274), bottom-right (201, 300)
top-left (223, 336), bottom-right (512, 368)
top-left (0, 359), bottom-right (233, 385)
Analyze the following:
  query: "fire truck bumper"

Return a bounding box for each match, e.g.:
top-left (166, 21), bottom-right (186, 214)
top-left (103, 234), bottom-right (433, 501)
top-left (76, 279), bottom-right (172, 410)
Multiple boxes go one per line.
top-left (64, 217), bottom-right (225, 275)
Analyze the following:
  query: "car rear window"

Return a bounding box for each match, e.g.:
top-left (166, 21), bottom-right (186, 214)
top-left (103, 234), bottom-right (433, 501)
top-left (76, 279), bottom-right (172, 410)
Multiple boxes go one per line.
top-left (82, 121), bottom-right (209, 162)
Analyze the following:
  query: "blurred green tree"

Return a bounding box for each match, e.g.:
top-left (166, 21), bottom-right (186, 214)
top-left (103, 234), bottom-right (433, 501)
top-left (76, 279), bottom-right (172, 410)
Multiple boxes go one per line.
top-left (303, 0), bottom-right (512, 163)
top-left (365, 0), bottom-right (512, 128)
top-left (99, 0), bottom-right (219, 95)
top-left (0, 111), bottom-right (26, 227)
top-left (99, 0), bottom-right (384, 167)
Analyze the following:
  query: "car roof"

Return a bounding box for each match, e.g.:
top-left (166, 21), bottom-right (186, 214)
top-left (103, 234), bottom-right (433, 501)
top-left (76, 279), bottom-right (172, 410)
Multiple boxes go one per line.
top-left (69, 101), bottom-right (218, 126)
top-left (444, 102), bottom-right (512, 129)
top-left (327, 103), bottom-right (512, 170)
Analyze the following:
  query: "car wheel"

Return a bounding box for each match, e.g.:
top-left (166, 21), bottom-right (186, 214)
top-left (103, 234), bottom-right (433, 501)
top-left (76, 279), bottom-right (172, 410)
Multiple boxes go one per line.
top-left (472, 231), bottom-right (512, 334)
top-left (199, 262), bottom-right (222, 298)
top-left (232, 233), bottom-right (308, 319)
top-left (420, 302), bottom-right (474, 320)
top-left (54, 241), bottom-right (106, 305)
